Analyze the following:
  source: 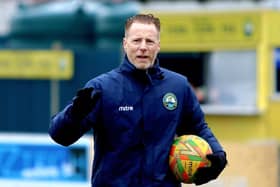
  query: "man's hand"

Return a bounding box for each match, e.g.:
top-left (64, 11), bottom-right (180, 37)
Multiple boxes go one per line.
top-left (193, 151), bottom-right (227, 185)
top-left (71, 87), bottom-right (101, 120)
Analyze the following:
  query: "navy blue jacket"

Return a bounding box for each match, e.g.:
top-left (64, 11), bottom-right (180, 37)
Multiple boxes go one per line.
top-left (49, 56), bottom-right (224, 187)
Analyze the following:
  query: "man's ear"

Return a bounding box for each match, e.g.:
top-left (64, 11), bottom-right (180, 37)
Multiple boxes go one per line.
top-left (157, 41), bottom-right (160, 53)
top-left (122, 37), bottom-right (127, 52)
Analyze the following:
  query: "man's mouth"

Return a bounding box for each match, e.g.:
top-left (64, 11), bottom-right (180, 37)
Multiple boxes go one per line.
top-left (137, 55), bottom-right (149, 59)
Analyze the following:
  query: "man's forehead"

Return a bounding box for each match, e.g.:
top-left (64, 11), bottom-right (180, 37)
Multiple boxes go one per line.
top-left (126, 23), bottom-right (158, 34)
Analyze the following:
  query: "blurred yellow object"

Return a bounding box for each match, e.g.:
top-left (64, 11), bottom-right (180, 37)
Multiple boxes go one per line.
top-left (0, 50), bottom-right (73, 80)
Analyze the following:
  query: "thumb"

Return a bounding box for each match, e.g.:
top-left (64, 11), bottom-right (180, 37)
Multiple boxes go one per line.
top-left (206, 154), bottom-right (216, 162)
top-left (91, 90), bottom-right (101, 99)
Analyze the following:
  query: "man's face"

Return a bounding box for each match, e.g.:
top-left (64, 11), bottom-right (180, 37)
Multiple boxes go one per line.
top-left (123, 22), bottom-right (160, 70)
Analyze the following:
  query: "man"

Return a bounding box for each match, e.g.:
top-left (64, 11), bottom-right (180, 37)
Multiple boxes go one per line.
top-left (49, 14), bottom-right (227, 187)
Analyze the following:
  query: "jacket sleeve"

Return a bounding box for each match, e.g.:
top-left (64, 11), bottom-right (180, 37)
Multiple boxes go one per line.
top-left (49, 105), bottom-right (88, 146)
top-left (177, 80), bottom-right (225, 153)
top-left (49, 84), bottom-right (101, 146)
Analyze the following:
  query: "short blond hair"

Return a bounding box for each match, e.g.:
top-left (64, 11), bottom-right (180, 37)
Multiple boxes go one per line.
top-left (124, 14), bottom-right (160, 36)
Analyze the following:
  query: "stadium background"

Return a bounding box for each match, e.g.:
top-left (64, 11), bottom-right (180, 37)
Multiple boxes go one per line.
top-left (0, 0), bottom-right (280, 186)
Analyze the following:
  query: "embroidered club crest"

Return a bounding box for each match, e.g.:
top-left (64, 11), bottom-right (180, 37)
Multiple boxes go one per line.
top-left (163, 93), bottom-right (177, 110)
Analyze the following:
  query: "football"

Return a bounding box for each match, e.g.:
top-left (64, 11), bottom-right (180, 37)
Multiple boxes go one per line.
top-left (169, 135), bottom-right (212, 183)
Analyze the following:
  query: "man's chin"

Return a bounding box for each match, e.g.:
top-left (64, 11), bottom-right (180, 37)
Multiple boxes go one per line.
top-left (136, 65), bottom-right (150, 70)
top-left (135, 62), bottom-right (152, 70)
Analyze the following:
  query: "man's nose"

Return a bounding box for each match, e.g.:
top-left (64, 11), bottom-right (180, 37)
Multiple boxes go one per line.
top-left (139, 40), bottom-right (148, 49)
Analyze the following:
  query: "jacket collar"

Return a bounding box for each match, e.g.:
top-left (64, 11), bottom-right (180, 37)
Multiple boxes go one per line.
top-left (119, 55), bottom-right (164, 81)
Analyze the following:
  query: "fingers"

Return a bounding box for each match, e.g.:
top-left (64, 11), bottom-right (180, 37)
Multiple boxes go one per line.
top-left (91, 90), bottom-right (101, 101)
top-left (71, 87), bottom-right (100, 120)
top-left (77, 87), bottom-right (94, 97)
top-left (75, 87), bottom-right (102, 104)
top-left (206, 152), bottom-right (228, 168)
top-left (194, 168), bottom-right (212, 185)
top-left (206, 154), bottom-right (217, 162)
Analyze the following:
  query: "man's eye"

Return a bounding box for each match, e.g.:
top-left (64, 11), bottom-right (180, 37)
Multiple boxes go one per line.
top-left (132, 39), bottom-right (140, 43)
top-left (146, 40), bottom-right (155, 45)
